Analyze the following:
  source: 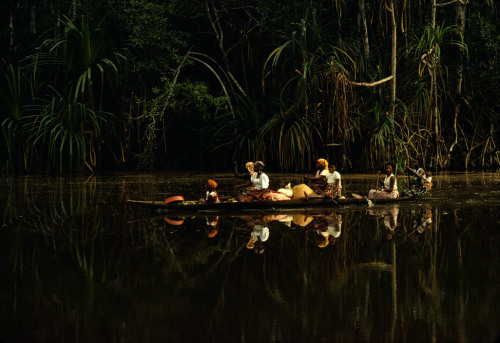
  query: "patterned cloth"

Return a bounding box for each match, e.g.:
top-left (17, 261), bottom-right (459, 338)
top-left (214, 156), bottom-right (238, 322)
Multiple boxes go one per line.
top-left (325, 184), bottom-right (342, 198)
top-left (403, 186), bottom-right (426, 197)
top-left (368, 189), bottom-right (399, 199)
top-left (236, 189), bottom-right (271, 202)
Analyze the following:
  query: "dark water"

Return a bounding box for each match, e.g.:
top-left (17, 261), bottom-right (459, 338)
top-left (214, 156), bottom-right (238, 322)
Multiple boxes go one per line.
top-left (1, 172), bottom-right (500, 343)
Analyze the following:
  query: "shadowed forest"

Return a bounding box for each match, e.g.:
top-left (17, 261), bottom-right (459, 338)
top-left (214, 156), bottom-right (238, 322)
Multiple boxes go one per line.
top-left (0, 0), bottom-right (498, 173)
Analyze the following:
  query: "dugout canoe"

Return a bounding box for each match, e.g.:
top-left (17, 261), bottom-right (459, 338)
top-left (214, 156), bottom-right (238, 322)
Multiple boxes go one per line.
top-left (127, 194), bottom-right (416, 212)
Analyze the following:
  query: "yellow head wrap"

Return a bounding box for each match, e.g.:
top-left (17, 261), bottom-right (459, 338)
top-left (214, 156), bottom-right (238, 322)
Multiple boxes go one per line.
top-left (317, 158), bottom-right (329, 170)
top-left (207, 180), bottom-right (217, 189)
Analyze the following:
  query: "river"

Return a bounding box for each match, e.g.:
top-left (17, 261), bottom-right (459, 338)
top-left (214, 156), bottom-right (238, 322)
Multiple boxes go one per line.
top-left (0, 172), bottom-right (499, 342)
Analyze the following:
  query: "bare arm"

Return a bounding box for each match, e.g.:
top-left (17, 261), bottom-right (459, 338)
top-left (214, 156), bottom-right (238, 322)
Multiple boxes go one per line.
top-left (304, 173), bottom-right (326, 181)
top-left (235, 180), bottom-right (252, 189)
top-left (234, 161), bottom-right (249, 179)
top-left (406, 166), bottom-right (424, 178)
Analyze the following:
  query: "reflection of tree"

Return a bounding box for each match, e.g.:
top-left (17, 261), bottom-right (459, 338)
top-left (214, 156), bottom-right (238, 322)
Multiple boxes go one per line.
top-left (1, 177), bottom-right (500, 342)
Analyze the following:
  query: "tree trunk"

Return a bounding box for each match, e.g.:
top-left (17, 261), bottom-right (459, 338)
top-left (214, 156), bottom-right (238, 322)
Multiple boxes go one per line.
top-left (29, 0), bottom-right (36, 35)
top-left (72, 0), bottom-right (77, 20)
top-left (444, 1), bottom-right (467, 167)
top-left (204, 0), bottom-right (248, 98)
top-left (358, 0), bottom-right (370, 62)
top-left (9, 0), bottom-right (14, 51)
top-left (389, 0), bottom-right (397, 117)
top-left (431, 0), bottom-right (442, 169)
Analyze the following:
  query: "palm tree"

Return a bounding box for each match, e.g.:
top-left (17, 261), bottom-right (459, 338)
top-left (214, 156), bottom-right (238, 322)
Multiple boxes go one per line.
top-left (410, 21), bottom-right (467, 169)
top-left (22, 14), bottom-right (125, 171)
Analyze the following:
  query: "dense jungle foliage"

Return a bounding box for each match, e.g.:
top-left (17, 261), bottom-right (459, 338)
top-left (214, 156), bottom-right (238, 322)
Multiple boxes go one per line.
top-left (0, 0), bottom-right (498, 173)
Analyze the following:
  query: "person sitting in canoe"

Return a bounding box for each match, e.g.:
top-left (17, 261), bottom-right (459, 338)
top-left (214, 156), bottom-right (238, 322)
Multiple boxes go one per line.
top-left (235, 161), bottom-right (270, 202)
top-left (303, 158), bottom-right (329, 195)
top-left (403, 159), bottom-right (427, 196)
top-left (353, 162), bottom-right (399, 200)
top-left (199, 179), bottom-right (220, 203)
top-left (325, 163), bottom-right (342, 199)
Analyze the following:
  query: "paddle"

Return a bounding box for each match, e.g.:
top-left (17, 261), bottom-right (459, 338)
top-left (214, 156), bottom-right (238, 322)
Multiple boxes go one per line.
top-left (315, 188), bottom-right (340, 206)
top-left (406, 158), bottom-right (411, 191)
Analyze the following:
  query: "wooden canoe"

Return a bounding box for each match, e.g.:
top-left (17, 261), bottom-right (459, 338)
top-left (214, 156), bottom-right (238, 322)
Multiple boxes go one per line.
top-left (127, 194), bottom-right (416, 212)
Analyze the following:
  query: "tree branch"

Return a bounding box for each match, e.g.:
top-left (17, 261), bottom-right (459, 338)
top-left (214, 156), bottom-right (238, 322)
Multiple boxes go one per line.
top-left (350, 75), bottom-right (394, 87)
top-left (434, 0), bottom-right (465, 7)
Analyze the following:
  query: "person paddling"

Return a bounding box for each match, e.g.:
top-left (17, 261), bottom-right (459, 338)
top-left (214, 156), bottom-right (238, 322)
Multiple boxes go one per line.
top-left (404, 159), bottom-right (427, 196)
top-left (353, 162), bottom-right (399, 200)
top-left (304, 158), bottom-right (329, 195)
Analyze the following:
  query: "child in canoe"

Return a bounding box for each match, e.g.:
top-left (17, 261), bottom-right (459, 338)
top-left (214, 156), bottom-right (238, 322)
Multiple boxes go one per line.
top-left (199, 179), bottom-right (220, 203)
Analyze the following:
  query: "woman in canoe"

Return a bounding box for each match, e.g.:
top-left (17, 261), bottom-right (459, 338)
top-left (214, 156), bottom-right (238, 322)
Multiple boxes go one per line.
top-left (235, 161), bottom-right (270, 202)
top-left (353, 162), bottom-right (399, 200)
top-left (303, 158), bottom-right (329, 194)
top-left (404, 159), bottom-right (427, 196)
top-left (325, 163), bottom-right (342, 198)
top-left (369, 162), bottom-right (399, 199)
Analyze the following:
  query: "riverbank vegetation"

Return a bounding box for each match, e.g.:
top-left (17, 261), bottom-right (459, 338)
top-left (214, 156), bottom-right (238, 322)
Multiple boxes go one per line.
top-left (1, 0), bottom-right (498, 173)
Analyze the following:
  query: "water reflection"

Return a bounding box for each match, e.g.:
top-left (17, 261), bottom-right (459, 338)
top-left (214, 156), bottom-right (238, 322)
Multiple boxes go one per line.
top-left (408, 206), bottom-right (433, 241)
top-left (368, 205), bottom-right (399, 240)
top-left (0, 174), bottom-right (500, 342)
top-left (235, 216), bottom-right (270, 253)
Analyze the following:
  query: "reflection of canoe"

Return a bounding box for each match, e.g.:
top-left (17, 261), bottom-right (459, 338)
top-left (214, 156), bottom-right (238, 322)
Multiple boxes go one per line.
top-left (127, 195), bottom-right (415, 212)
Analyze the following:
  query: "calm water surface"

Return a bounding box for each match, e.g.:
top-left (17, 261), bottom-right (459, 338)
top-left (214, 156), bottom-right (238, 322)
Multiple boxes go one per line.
top-left (1, 172), bottom-right (500, 343)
